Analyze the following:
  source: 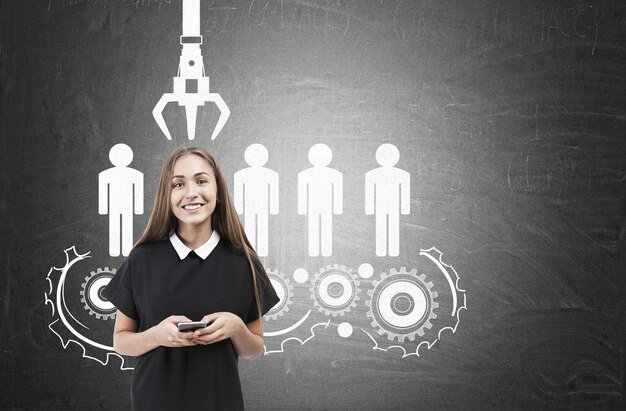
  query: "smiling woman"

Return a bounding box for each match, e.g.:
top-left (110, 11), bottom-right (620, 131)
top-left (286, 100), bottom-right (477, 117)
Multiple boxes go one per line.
top-left (170, 155), bottom-right (218, 242)
top-left (102, 147), bottom-right (279, 411)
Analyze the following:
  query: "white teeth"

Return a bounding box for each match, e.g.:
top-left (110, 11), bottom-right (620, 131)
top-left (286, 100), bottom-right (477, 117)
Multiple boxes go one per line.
top-left (183, 204), bottom-right (201, 210)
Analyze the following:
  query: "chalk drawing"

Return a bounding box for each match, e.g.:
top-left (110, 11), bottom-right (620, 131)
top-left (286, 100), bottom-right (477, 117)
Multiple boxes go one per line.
top-left (298, 144), bottom-right (343, 257)
top-left (152, 0), bottom-right (230, 140)
top-left (362, 247), bottom-right (467, 357)
top-left (264, 268), bottom-right (292, 320)
top-left (45, 247), bottom-right (132, 369)
top-left (98, 143), bottom-right (143, 257)
top-left (80, 267), bottom-right (117, 320)
top-left (234, 144), bottom-right (279, 257)
top-left (310, 264), bottom-right (360, 317)
top-left (365, 144), bottom-right (410, 257)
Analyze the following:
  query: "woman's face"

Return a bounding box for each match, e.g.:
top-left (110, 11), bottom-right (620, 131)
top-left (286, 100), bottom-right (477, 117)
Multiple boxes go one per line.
top-left (170, 154), bottom-right (218, 231)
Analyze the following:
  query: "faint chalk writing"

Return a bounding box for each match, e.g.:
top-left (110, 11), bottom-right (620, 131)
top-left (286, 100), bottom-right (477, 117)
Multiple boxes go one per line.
top-left (248, 0), bottom-right (350, 35)
top-left (48, 0), bottom-right (172, 11)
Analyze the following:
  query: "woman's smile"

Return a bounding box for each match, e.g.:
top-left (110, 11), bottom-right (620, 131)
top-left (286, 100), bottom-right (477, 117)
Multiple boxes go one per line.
top-left (182, 203), bottom-right (204, 211)
top-left (170, 154), bottom-right (218, 234)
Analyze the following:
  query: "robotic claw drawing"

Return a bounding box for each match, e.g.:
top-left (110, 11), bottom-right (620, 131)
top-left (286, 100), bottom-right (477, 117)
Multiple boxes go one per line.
top-left (152, 0), bottom-right (230, 141)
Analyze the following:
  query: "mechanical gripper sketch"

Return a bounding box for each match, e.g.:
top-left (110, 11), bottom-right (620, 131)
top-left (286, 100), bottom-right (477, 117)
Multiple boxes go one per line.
top-left (152, 0), bottom-right (231, 141)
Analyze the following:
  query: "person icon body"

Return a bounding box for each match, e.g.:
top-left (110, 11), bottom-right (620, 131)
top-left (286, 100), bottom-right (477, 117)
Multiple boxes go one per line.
top-left (365, 143), bottom-right (410, 257)
top-left (234, 143), bottom-right (279, 257)
top-left (298, 144), bottom-right (343, 257)
top-left (98, 143), bottom-right (144, 257)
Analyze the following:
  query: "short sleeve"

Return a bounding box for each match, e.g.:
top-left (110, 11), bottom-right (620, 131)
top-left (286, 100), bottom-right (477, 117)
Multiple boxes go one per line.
top-left (102, 258), bottom-right (138, 320)
top-left (246, 261), bottom-right (280, 323)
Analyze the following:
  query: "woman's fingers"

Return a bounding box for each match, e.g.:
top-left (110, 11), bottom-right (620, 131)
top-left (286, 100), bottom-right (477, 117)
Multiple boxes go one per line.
top-left (193, 312), bottom-right (244, 344)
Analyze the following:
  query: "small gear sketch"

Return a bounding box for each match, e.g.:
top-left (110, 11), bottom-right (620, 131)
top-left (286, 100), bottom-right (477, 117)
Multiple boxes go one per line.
top-left (264, 268), bottom-right (293, 320)
top-left (263, 266), bottom-right (328, 355)
top-left (366, 267), bottom-right (439, 342)
top-left (311, 264), bottom-right (360, 317)
top-left (80, 267), bottom-right (117, 320)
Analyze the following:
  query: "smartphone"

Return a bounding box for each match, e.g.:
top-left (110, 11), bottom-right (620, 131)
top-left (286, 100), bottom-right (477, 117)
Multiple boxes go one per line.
top-left (177, 321), bottom-right (212, 332)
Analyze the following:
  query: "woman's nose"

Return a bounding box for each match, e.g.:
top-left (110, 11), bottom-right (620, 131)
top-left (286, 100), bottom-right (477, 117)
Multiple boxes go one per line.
top-left (184, 182), bottom-right (198, 197)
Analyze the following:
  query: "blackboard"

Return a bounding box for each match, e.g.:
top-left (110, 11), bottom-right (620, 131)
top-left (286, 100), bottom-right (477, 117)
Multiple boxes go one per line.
top-left (1, 0), bottom-right (625, 409)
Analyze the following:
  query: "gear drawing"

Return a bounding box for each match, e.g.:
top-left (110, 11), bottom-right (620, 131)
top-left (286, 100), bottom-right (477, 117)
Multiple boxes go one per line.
top-left (80, 267), bottom-right (117, 320)
top-left (264, 268), bottom-right (293, 321)
top-left (366, 267), bottom-right (439, 343)
top-left (44, 247), bottom-right (132, 370)
top-left (310, 264), bottom-right (360, 317)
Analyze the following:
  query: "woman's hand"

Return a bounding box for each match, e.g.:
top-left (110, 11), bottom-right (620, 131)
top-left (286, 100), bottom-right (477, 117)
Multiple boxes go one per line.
top-left (192, 312), bottom-right (245, 345)
top-left (152, 315), bottom-right (198, 348)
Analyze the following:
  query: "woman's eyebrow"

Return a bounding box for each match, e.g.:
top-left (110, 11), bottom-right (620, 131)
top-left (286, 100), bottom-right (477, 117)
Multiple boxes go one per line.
top-left (171, 172), bottom-right (211, 179)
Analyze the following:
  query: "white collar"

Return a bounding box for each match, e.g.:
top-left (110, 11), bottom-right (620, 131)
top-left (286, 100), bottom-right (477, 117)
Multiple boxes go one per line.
top-left (169, 231), bottom-right (220, 260)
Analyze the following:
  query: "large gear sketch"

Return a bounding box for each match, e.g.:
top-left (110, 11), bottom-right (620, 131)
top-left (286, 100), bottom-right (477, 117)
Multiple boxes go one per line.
top-left (80, 267), bottom-right (117, 320)
top-left (366, 267), bottom-right (439, 342)
top-left (311, 264), bottom-right (360, 317)
top-left (362, 247), bottom-right (467, 357)
top-left (44, 247), bottom-right (132, 370)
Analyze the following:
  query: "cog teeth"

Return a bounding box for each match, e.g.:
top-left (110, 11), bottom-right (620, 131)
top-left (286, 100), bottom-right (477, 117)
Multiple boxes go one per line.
top-left (46, 248), bottom-right (132, 368)
top-left (311, 264), bottom-right (360, 318)
top-left (366, 267), bottom-right (442, 347)
top-left (266, 268), bottom-right (294, 320)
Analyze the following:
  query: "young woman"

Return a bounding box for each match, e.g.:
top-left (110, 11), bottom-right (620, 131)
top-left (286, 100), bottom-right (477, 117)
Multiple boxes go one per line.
top-left (104, 147), bottom-right (279, 411)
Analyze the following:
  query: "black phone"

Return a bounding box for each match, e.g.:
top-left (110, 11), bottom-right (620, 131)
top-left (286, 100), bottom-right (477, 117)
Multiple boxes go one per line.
top-left (177, 321), bottom-right (212, 332)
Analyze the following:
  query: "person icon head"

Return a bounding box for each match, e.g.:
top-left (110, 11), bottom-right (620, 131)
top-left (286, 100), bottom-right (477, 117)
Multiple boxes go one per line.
top-left (244, 144), bottom-right (269, 167)
top-left (375, 143), bottom-right (400, 167)
top-left (308, 143), bottom-right (332, 167)
top-left (109, 143), bottom-right (134, 167)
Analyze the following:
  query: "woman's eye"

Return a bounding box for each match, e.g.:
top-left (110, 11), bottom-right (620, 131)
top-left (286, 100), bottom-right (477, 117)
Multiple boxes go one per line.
top-left (197, 179), bottom-right (208, 185)
top-left (173, 182), bottom-right (184, 188)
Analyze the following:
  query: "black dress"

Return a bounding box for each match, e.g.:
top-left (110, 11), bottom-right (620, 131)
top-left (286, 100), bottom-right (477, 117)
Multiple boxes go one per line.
top-left (103, 237), bottom-right (279, 411)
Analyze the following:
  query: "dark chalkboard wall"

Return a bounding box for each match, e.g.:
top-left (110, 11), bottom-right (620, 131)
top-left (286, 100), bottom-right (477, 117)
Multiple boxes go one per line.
top-left (1, 0), bottom-right (625, 409)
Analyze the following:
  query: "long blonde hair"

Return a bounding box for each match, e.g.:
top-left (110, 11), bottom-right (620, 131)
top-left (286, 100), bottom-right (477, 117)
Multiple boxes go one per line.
top-left (136, 147), bottom-right (265, 325)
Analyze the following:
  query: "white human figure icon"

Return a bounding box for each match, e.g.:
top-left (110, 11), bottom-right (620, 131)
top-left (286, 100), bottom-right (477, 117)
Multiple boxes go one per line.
top-left (365, 143), bottom-right (410, 257)
top-left (234, 144), bottom-right (279, 257)
top-left (98, 144), bottom-right (144, 257)
top-left (298, 144), bottom-right (343, 257)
